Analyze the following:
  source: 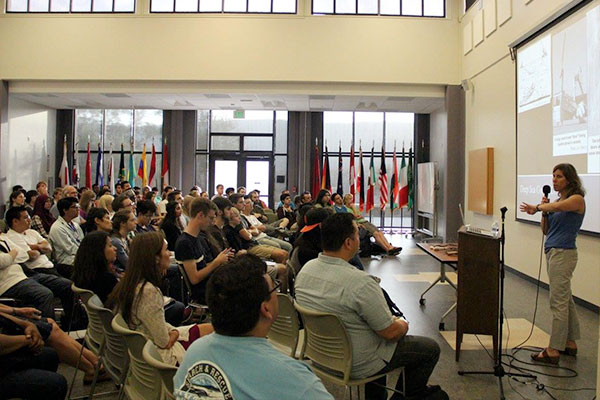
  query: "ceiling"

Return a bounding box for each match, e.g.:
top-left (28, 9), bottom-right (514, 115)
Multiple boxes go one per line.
top-left (12, 92), bottom-right (446, 113)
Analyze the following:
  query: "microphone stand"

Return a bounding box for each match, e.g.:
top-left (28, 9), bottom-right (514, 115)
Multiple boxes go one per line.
top-left (458, 206), bottom-right (536, 400)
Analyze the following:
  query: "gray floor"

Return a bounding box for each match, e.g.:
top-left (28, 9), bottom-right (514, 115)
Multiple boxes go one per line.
top-left (60, 234), bottom-right (598, 400)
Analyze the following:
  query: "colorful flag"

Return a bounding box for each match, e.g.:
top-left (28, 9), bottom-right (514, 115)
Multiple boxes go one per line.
top-left (398, 146), bottom-right (408, 208)
top-left (108, 144), bottom-right (115, 194)
top-left (349, 145), bottom-right (356, 201)
top-left (366, 147), bottom-right (375, 213)
top-left (161, 139), bottom-right (169, 186)
top-left (128, 151), bottom-right (136, 187)
top-left (148, 143), bottom-right (157, 186)
top-left (311, 143), bottom-right (321, 198)
top-left (72, 137), bottom-right (79, 186)
top-left (336, 143), bottom-right (343, 195)
top-left (358, 146), bottom-right (365, 212)
top-left (390, 143), bottom-right (399, 211)
top-left (378, 145), bottom-right (388, 210)
top-left (58, 137), bottom-right (70, 187)
top-left (95, 143), bottom-right (104, 186)
top-left (321, 145), bottom-right (332, 194)
top-left (85, 142), bottom-right (92, 189)
top-left (137, 143), bottom-right (148, 187)
top-left (408, 145), bottom-right (414, 209)
top-left (118, 143), bottom-right (126, 184)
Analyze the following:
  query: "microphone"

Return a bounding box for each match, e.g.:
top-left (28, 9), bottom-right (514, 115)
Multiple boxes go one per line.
top-left (543, 185), bottom-right (551, 198)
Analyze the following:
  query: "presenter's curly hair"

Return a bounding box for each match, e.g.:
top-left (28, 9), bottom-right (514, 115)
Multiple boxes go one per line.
top-left (553, 163), bottom-right (585, 198)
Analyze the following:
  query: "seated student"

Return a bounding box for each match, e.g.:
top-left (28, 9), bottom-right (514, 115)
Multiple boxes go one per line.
top-left (160, 201), bottom-right (185, 251)
top-left (110, 210), bottom-right (137, 271)
top-left (175, 198), bottom-right (233, 304)
top-left (208, 197), bottom-right (235, 252)
top-left (36, 181), bottom-right (49, 197)
top-left (167, 190), bottom-right (187, 229)
top-left (157, 186), bottom-right (174, 216)
top-left (97, 193), bottom-right (115, 218)
top-left (111, 193), bottom-right (136, 214)
top-left (174, 259), bottom-right (333, 400)
top-left (79, 190), bottom-right (96, 220)
top-left (30, 194), bottom-right (56, 239)
top-left (48, 197), bottom-right (84, 277)
top-left (224, 187), bottom-right (235, 197)
top-left (135, 200), bottom-right (157, 233)
top-left (276, 192), bottom-right (296, 227)
top-left (80, 207), bottom-right (113, 234)
top-left (341, 194), bottom-right (401, 256)
top-left (241, 197), bottom-right (292, 252)
top-left (25, 190), bottom-right (38, 217)
top-left (295, 213), bottom-right (445, 400)
top-left (108, 232), bottom-right (214, 365)
top-left (314, 189), bottom-right (333, 210)
top-left (4, 189), bottom-right (26, 219)
top-left (49, 187), bottom-right (63, 219)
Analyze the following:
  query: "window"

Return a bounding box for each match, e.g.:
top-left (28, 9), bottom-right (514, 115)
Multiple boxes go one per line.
top-left (74, 109), bottom-right (163, 188)
top-left (7, 0), bottom-right (134, 12)
top-left (312, 0), bottom-right (444, 16)
top-left (150, 0), bottom-right (296, 13)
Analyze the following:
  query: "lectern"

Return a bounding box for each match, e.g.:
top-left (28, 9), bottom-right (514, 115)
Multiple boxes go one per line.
top-left (456, 227), bottom-right (500, 361)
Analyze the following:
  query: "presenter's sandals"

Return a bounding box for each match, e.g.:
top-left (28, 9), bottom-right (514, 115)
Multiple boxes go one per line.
top-left (530, 349), bottom-right (559, 365)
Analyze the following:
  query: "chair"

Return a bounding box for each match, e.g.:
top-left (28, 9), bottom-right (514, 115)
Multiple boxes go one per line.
top-left (176, 263), bottom-right (209, 314)
top-left (87, 295), bottom-right (129, 398)
top-left (111, 313), bottom-right (163, 400)
top-left (267, 293), bottom-right (301, 358)
top-left (294, 302), bottom-right (404, 400)
top-left (142, 341), bottom-right (178, 400)
top-left (264, 209), bottom-right (278, 224)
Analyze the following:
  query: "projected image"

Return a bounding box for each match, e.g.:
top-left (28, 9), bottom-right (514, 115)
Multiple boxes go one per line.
top-left (587, 6), bottom-right (600, 174)
top-left (552, 18), bottom-right (588, 157)
top-left (517, 35), bottom-right (551, 113)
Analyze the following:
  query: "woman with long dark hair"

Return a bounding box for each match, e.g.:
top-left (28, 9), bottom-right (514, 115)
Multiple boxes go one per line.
top-left (30, 194), bottom-right (55, 239)
top-left (314, 189), bottom-right (332, 210)
top-left (108, 232), bottom-right (213, 365)
top-left (81, 207), bottom-right (112, 234)
top-left (520, 163), bottom-right (586, 364)
top-left (160, 201), bottom-right (184, 251)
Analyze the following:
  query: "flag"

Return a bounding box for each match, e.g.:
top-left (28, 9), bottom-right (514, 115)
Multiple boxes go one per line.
top-left (108, 144), bottom-right (115, 194)
top-left (118, 144), bottom-right (126, 183)
top-left (128, 151), bottom-right (136, 187)
top-left (58, 137), bottom-right (70, 187)
top-left (161, 139), bottom-right (169, 186)
top-left (366, 147), bottom-right (375, 213)
top-left (311, 143), bottom-right (321, 198)
top-left (349, 145), bottom-right (356, 201)
top-left (336, 143), bottom-right (343, 195)
top-left (378, 145), bottom-right (388, 210)
top-left (72, 137), bottom-right (79, 186)
top-left (95, 143), bottom-right (104, 186)
top-left (390, 143), bottom-right (399, 211)
top-left (358, 146), bottom-right (365, 212)
top-left (148, 143), bottom-right (157, 186)
top-left (137, 143), bottom-right (148, 187)
top-left (321, 145), bottom-right (332, 193)
top-left (398, 146), bottom-right (408, 208)
top-left (85, 142), bottom-right (92, 189)
top-left (408, 145), bottom-right (414, 209)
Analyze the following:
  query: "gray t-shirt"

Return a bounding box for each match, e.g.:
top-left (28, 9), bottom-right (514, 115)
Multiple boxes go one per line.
top-left (295, 253), bottom-right (396, 378)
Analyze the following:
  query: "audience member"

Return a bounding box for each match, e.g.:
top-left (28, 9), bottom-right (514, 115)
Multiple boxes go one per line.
top-left (108, 232), bottom-right (214, 365)
top-left (189, 186), bottom-right (201, 197)
top-left (158, 186), bottom-right (174, 215)
top-left (36, 181), bottom-right (49, 197)
top-left (248, 190), bottom-right (269, 223)
top-left (241, 197), bottom-right (292, 252)
top-left (211, 183), bottom-right (225, 200)
top-left (24, 190), bottom-right (38, 217)
top-left (275, 189), bottom-right (293, 210)
top-left (81, 207), bottom-right (112, 234)
top-left (50, 187), bottom-right (63, 218)
top-left (114, 182), bottom-right (123, 195)
top-left (173, 260), bottom-right (333, 400)
top-left (182, 194), bottom-right (194, 225)
top-left (314, 189), bottom-right (333, 210)
top-left (31, 194), bottom-right (55, 239)
top-left (167, 190), bottom-right (187, 229)
top-left (111, 193), bottom-right (135, 214)
top-left (225, 187), bottom-right (235, 197)
top-left (4, 190), bottom-right (26, 218)
top-left (237, 186), bottom-right (246, 195)
top-left (97, 193), bottom-right (115, 217)
top-left (209, 197), bottom-right (234, 252)
top-left (79, 190), bottom-right (96, 220)
top-left (48, 197), bottom-right (84, 277)
top-left (160, 201), bottom-right (184, 251)
top-left (135, 200), bottom-right (157, 233)
top-left (295, 213), bottom-right (445, 400)
top-left (110, 210), bottom-right (136, 271)
top-left (276, 192), bottom-right (296, 227)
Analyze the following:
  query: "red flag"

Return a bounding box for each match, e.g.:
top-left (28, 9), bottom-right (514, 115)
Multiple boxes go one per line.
top-left (148, 143), bottom-right (157, 186)
top-left (359, 146), bottom-right (365, 212)
top-left (378, 145), bottom-right (388, 210)
top-left (366, 147), bottom-right (375, 213)
top-left (85, 142), bottom-right (92, 189)
top-left (311, 144), bottom-right (321, 198)
top-left (349, 145), bottom-right (356, 201)
top-left (161, 140), bottom-right (169, 186)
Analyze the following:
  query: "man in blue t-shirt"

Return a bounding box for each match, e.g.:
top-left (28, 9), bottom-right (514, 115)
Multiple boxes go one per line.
top-left (173, 255), bottom-right (333, 400)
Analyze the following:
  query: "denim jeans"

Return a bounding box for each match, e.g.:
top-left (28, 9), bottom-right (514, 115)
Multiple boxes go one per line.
top-left (164, 299), bottom-right (186, 326)
top-left (0, 347), bottom-right (68, 400)
top-left (365, 335), bottom-right (441, 399)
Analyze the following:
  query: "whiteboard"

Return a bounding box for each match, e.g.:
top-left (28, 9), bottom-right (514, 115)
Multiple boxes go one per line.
top-left (418, 162), bottom-right (436, 215)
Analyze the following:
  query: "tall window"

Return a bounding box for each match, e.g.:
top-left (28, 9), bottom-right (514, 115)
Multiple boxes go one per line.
top-left (6, 0), bottom-right (134, 12)
top-left (312, 0), bottom-right (444, 16)
top-left (74, 109), bottom-right (163, 188)
top-left (151, 0), bottom-right (295, 13)
top-left (323, 111), bottom-right (414, 229)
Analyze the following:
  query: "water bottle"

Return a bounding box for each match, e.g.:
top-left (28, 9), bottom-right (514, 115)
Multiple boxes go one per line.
top-left (491, 221), bottom-right (500, 238)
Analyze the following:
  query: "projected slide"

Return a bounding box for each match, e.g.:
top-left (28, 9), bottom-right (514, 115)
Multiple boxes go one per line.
top-left (517, 2), bottom-right (600, 235)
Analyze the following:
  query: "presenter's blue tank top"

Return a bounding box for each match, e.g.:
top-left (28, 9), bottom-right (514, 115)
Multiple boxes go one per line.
top-left (544, 206), bottom-right (584, 252)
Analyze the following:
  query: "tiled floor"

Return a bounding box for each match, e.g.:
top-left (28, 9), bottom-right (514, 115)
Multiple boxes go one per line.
top-left (60, 234), bottom-right (598, 400)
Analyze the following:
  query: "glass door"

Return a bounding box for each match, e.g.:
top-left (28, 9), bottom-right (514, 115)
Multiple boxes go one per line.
top-left (213, 160), bottom-right (239, 194)
top-left (245, 160), bottom-right (270, 206)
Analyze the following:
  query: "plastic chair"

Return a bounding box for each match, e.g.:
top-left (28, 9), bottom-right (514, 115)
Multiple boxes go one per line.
top-left (294, 302), bottom-right (405, 400)
top-left (268, 293), bottom-right (301, 358)
top-left (175, 263), bottom-right (209, 313)
top-left (87, 295), bottom-right (129, 398)
top-left (111, 313), bottom-right (163, 400)
top-left (142, 341), bottom-right (178, 400)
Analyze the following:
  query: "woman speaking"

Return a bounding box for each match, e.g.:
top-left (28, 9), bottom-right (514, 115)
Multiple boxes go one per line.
top-left (520, 163), bottom-right (585, 364)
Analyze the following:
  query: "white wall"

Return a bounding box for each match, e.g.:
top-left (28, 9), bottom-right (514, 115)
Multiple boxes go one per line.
top-left (461, 0), bottom-right (600, 306)
top-left (0, 96), bottom-right (56, 199)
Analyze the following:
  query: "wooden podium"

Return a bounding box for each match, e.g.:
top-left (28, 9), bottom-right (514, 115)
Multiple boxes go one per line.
top-left (456, 227), bottom-right (500, 361)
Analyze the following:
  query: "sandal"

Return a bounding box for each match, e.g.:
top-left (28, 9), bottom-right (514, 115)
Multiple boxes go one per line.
top-left (83, 368), bottom-right (111, 385)
top-left (387, 247), bottom-right (402, 256)
top-left (530, 349), bottom-right (559, 365)
top-left (559, 347), bottom-right (577, 356)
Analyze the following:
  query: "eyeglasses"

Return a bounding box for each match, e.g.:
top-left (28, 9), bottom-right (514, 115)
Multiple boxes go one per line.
top-left (269, 279), bottom-right (281, 295)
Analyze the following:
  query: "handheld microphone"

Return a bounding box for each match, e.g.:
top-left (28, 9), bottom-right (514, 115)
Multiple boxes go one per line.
top-left (543, 185), bottom-right (551, 198)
